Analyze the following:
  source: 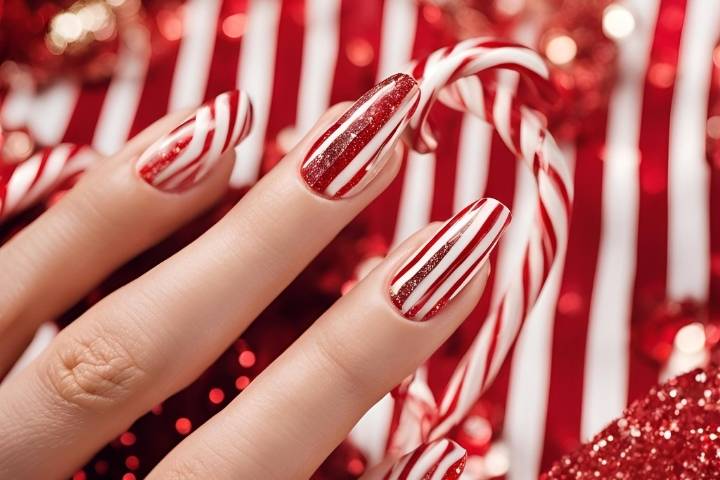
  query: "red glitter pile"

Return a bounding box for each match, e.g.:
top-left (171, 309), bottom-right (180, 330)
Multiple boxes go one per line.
top-left (543, 367), bottom-right (720, 479)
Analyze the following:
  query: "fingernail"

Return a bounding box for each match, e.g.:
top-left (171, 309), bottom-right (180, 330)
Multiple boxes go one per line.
top-left (389, 198), bottom-right (511, 322)
top-left (301, 73), bottom-right (419, 199)
top-left (135, 90), bottom-right (253, 192)
top-left (1, 144), bottom-right (93, 221)
top-left (383, 439), bottom-right (467, 480)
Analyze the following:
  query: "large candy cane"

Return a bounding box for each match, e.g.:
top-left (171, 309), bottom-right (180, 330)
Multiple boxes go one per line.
top-left (0, 144), bottom-right (94, 222)
top-left (388, 38), bottom-right (573, 453)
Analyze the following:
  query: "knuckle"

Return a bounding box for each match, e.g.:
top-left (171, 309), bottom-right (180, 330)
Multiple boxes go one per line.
top-left (311, 329), bottom-right (375, 399)
top-left (43, 329), bottom-right (146, 411)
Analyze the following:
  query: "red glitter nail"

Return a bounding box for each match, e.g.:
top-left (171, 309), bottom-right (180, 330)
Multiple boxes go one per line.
top-left (136, 90), bottom-right (253, 192)
top-left (300, 73), bottom-right (419, 199)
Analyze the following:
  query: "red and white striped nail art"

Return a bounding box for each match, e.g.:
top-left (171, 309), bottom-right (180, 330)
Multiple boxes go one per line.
top-left (0, 144), bottom-right (94, 222)
top-left (383, 439), bottom-right (467, 480)
top-left (301, 73), bottom-right (419, 199)
top-left (389, 198), bottom-right (511, 321)
top-left (136, 90), bottom-right (252, 192)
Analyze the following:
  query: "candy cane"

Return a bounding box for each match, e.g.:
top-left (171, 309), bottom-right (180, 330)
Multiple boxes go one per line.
top-left (388, 38), bottom-right (573, 451)
top-left (0, 144), bottom-right (95, 222)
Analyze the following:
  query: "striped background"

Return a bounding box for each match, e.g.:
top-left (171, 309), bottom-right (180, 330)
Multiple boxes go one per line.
top-left (3, 0), bottom-right (720, 477)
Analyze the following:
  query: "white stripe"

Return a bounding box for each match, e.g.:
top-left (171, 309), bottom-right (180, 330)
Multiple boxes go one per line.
top-left (92, 38), bottom-right (150, 155)
top-left (196, 94), bottom-right (231, 179)
top-left (169, 0), bottom-right (221, 111)
top-left (27, 79), bottom-right (79, 146)
top-left (505, 166), bottom-right (570, 480)
top-left (4, 154), bottom-right (42, 214)
top-left (392, 151), bottom-right (436, 244)
top-left (1, 83), bottom-right (35, 129)
top-left (17, 145), bottom-right (71, 211)
top-left (296, 0), bottom-right (341, 132)
top-left (153, 108), bottom-right (211, 184)
top-left (232, 0), bottom-right (282, 187)
top-left (377, 0), bottom-right (417, 79)
top-left (581, 0), bottom-right (660, 441)
top-left (230, 92), bottom-right (251, 146)
top-left (453, 114), bottom-right (492, 211)
top-left (667, 0), bottom-right (720, 301)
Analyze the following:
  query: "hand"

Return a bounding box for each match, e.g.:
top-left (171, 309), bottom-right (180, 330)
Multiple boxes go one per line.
top-left (0, 74), bottom-right (509, 479)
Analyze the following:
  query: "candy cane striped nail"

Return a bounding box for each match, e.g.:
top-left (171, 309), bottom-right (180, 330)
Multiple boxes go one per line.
top-left (0, 144), bottom-right (94, 222)
top-left (383, 439), bottom-right (467, 480)
top-left (390, 198), bottom-right (510, 321)
top-left (136, 90), bottom-right (253, 192)
top-left (301, 73), bottom-right (419, 199)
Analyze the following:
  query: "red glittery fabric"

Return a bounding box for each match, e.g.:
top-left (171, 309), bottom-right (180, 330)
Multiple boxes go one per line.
top-left (543, 367), bottom-right (720, 479)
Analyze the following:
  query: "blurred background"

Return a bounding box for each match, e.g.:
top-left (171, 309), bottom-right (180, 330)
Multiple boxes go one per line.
top-left (1, 0), bottom-right (720, 478)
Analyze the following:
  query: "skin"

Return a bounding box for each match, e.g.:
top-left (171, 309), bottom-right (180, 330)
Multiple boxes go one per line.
top-left (0, 103), bottom-right (490, 480)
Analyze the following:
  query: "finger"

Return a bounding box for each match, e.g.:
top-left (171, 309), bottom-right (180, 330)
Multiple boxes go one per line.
top-left (0, 75), bottom-right (417, 479)
top-left (360, 439), bottom-right (467, 480)
top-left (0, 90), bottom-right (252, 376)
top-left (149, 198), bottom-right (510, 480)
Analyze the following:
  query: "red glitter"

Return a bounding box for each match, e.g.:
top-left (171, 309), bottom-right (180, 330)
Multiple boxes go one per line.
top-left (175, 418), bottom-right (192, 435)
top-left (543, 367), bottom-right (720, 479)
top-left (121, 473), bottom-right (136, 480)
top-left (209, 387), bottom-right (225, 404)
top-left (72, 472), bottom-right (86, 480)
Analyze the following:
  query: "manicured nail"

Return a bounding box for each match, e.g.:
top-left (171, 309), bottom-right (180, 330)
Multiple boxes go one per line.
top-left (383, 439), bottom-right (467, 480)
top-left (1, 144), bottom-right (93, 221)
top-left (136, 90), bottom-right (253, 192)
top-left (389, 198), bottom-right (510, 321)
top-left (301, 73), bottom-right (419, 199)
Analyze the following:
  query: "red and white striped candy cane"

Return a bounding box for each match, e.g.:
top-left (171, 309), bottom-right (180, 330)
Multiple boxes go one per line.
top-left (389, 38), bottom-right (573, 451)
top-left (0, 144), bottom-right (94, 222)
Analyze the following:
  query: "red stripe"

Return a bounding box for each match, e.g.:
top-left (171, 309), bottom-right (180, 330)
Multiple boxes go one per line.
top-left (264, 0), bottom-right (304, 171)
top-left (329, 0), bottom-right (383, 106)
top-left (128, 33), bottom-right (182, 138)
top-left (63, 85), bottom-right (108, 145)
top-left (629, 0), bottom-right (686, 404)
top-left (203, 0), bottom-right (244, 102)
